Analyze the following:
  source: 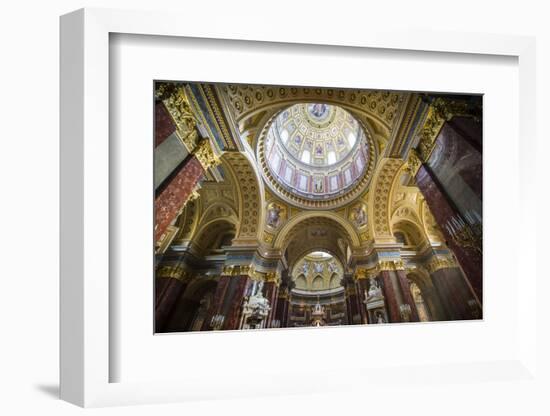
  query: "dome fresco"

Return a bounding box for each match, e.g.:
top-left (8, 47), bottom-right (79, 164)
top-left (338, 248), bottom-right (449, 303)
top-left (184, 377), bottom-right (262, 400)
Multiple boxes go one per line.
top-left (264, 103), bottom-right (369, 200)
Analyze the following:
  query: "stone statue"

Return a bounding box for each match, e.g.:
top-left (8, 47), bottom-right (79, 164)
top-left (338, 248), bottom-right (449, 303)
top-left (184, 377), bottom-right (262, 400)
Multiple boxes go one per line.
top-left (368, 278), bottom-right (382, 298)
top-left (376, 311), bottom-right (386, 324)
top-left (255, 280), bottom-right (264, 296)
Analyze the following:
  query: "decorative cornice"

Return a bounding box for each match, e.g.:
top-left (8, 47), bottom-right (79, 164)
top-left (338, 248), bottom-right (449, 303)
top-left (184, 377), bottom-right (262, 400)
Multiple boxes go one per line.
top-left (221, 264), bottom-right (252, 277)
top-left (378, 259), bottom-right (405, 271)
top-left (416, 104), bottom-right (446, 162)
top-left (354, 258), bottom-right (405, 280)
top-left (162, 85), bottom-right (200, 153)
top-left (406, 148), bottom-right (422, 177)
top-left (416, 97), bottom-right (480, 162)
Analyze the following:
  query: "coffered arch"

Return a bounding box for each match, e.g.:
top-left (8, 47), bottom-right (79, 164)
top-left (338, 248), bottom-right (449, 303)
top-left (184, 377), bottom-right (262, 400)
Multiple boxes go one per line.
top-left (221, 84), bottom-right (407, 140)
top-left (221, 151), bottom-right (266, 243)
top-left (367, 157), bottom-right (406, 241)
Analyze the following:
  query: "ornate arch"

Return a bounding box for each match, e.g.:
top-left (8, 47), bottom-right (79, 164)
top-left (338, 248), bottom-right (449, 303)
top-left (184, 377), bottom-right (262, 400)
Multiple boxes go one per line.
top-left (222, 151), bottom-right (266, 243)
top-left (199, 202), bottom-right (238, 227)
top-left (172, 197), bottom-right (201, 245)
top-left (367, 157), bottom-right (405, 241)
top-left (222, 85), bottom-right (405, 138)
top-left (273, 211), bottom-right (361, 249)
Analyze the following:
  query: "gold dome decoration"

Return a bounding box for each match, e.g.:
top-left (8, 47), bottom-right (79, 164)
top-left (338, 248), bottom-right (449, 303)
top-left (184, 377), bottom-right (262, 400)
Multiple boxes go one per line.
top-left (257, 103), bottom-right (376, 210)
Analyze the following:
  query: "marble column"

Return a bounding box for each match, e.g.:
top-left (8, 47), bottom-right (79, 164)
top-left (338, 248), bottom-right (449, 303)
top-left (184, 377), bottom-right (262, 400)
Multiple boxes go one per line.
top-left (223, 275), bottom-right (251, 330)
top-left (154, 266), bottom-right (189, 332)
top-left (396, 270), bottom-right (420, 322)
top-left (379, 271), bottom-right (401, 323)
top-left (416, 164), bottom-right (482, 302)
top-left (201, 275), bottom-right (231, 331)
top-left (155, 100), bottom-right (176, 147)
top-left (275, 289), bottom-right (290, 328)
top-left (430, 267), bottom-right (479, 320)
top-left (155, 155), bottom-right (204, 244)
top-left (345, 284), bottom-right (361, 325)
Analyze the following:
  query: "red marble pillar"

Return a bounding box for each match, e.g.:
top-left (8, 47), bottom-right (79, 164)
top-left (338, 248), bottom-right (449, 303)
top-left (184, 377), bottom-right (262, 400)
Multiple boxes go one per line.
top-left (223, 275), bottom-right (250, 330)
top-left (201, 275), bottom-right (231, 331)
top-left (155, 277), bottom-right (188, 332)
top-left (416, 165), bottom-right (482, 302)
top-left (379, 271), bottom-right (401, 323)
top-left (345, 286), bottom-right (361, 325)
top-left (264, 281), bottom-right (279, 328)
top-left (275, 291), bottom-right (289, 328)
top-left (155, 101), bottom-right (176, 147)
top-left (430, 267), bottom-right (478, 320)
top-left (155, 156), bottom-right (204, 243)
top-left (396, 270), bottom-right (420, 322)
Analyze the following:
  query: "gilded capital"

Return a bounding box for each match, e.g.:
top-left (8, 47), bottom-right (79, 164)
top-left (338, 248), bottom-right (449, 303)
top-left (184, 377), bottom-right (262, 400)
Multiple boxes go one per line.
top-left (194, 139), bottom-right (220, 171)
top-left (156, 264), bottom-right (190, 281)
top-left (406, 148), bottom-right (422, 176)
top-left (378, 259), bottom-right (405, 271)
top-left (425, 256), bottom-right (458, 273)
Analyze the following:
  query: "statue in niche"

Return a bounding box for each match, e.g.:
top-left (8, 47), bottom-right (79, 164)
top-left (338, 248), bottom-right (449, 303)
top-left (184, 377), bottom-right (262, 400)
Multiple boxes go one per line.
top-left (368, 278), bottom-right (382, 298)
top-left (255, 280), bottom-right (264, 296)
top-left (375, 311), bottom-right (386, 324)
top-left (314, 177), bottom-right (324, 193)
top-left (266, 202), bottom-right (283, 228)
top-left (350, 204), bottom-right (367, 228)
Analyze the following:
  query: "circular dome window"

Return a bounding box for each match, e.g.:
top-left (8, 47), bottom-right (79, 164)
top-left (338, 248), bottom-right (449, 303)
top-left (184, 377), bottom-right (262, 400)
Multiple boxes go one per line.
top-left (259, 103), bottom-right (372, 208)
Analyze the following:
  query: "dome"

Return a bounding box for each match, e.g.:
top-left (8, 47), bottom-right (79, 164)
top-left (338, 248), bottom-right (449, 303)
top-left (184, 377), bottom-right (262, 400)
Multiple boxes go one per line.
top-left (262, 103), bottom-right (370, 202)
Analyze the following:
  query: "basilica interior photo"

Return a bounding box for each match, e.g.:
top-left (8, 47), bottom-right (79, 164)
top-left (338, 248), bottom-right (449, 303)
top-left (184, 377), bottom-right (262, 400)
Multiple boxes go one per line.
top-left (153, 82), bottom-right (482, 332)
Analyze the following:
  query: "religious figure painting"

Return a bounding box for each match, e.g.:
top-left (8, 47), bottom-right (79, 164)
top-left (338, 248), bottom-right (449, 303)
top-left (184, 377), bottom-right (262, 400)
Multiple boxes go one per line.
top-left (153, 80), bottom-right (482, 332)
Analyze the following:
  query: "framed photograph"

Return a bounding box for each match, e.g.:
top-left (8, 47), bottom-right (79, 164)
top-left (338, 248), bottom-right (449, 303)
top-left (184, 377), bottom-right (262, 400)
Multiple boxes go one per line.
top-left (60, 7), bottom-right (538, 408)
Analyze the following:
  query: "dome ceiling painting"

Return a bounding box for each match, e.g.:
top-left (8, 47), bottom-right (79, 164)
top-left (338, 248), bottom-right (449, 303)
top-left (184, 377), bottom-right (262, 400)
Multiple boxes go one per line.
top-left (259, 103), bottom-right (373, 208)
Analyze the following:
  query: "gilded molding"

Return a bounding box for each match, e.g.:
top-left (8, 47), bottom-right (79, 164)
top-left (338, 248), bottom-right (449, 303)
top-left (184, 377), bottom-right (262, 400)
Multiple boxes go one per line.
top-left (156, 264), bottom-right (190, 281)
top-left (256, 114), bottom-right (377, 210)
top-left (416, 97), bottom-right (480, 162)
top-left (163, 86), bottom-right (200, 152)
top-left (406, 148), bottom-right (422, 177)
top-left (378, 259), bottom-right (405, 271)
top-left (155, 224), bottom-right (179, 254)
top-left (424, 256), bottom-right (458, 273)
top-left (221, 264), bottom-right (252, 277)
top-left (416, 105), bottom-right (446, 162)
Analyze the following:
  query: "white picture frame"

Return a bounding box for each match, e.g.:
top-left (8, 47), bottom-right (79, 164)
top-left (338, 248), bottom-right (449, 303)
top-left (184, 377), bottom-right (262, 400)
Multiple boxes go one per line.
top-left (60, 7), bottom-right (539, 408)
